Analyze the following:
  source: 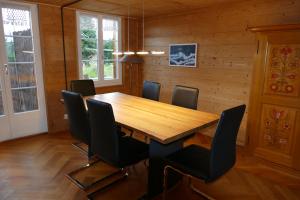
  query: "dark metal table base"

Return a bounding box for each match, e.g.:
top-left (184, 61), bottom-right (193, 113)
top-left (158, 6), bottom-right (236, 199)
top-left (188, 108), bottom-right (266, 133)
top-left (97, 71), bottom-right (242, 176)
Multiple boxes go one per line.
top-left (140, 139), bottom-right (184, 199)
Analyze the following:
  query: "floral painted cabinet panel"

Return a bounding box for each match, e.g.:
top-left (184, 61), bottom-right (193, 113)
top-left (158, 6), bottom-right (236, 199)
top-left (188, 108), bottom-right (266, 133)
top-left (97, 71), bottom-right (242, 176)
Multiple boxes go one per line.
top-left (264, 45), bottom-right (300, 97)
top-left (259, 104), bottom-right (296, 155)
top-left (249, 28), bottom-right (300, 170)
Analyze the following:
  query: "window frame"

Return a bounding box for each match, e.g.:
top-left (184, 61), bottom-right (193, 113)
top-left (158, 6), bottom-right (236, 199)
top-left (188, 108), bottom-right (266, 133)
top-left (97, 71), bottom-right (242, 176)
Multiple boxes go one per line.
top-left (76, 11), bottom-right (122, 87)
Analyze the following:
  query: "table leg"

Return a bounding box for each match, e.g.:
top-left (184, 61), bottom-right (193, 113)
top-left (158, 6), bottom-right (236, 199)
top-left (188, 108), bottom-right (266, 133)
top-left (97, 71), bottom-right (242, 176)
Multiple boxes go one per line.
top-left (140, 139), bottom-right (184, 199)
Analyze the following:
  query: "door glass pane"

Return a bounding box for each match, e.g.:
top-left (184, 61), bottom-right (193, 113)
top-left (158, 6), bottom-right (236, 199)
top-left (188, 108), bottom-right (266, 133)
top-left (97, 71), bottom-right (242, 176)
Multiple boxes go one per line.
top-left (5, 36), bottom-right (34, 62)
top-left (2, 6), bottom-right (39, 113)
top-left (11, 87), bottom-right (38, 113)
top-left (80, 15), bottom-right (99, 80)
top-left (1, 7), bottom-right (32, 36)
top-left (9, 63), bottom-right (36, 88)
top-left (103, 19), bottom-right (119, 80)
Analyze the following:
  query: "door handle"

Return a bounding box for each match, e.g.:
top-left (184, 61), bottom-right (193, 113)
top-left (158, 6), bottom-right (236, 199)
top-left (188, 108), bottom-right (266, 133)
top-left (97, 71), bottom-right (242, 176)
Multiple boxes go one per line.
top-left (4, 64), bottom-right (8, 75)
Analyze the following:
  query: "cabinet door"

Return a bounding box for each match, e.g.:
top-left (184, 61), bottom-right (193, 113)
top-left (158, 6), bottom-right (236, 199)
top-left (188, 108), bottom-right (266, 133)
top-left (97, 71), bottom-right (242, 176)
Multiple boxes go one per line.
top-left (248, 30), bottom-right (300, 170)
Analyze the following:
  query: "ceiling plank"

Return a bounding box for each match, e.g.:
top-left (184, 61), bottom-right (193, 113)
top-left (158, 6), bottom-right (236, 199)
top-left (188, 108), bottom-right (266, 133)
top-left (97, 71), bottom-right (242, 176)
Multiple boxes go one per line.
top-left (16, 0), bottom-right (242, 17)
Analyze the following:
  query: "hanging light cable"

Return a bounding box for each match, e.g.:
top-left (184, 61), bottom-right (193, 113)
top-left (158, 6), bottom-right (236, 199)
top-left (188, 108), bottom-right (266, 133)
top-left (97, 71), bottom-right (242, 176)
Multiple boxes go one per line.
top-left (137, 0), bottom-right (149, 55)
top-left (119, 0), bottom-right (143, 64)
top-left (112, 14), bottom-right (123, 56)
top-left (123, 2), bottom-right (135, 55)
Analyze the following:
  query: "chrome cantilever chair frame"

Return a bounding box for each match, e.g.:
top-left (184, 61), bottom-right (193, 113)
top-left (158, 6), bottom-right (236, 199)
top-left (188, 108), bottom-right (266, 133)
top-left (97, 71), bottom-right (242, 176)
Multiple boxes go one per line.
top-left (66, 158), bottom-right (128, 191)
top-left (162, 105), bottom-right (246, 200)
top-left (62, 90), bottom-right (127, 191)
top-left (71, 141), bottom-right (89, 156)
top-left (84, 99), bottom-right (149, 198)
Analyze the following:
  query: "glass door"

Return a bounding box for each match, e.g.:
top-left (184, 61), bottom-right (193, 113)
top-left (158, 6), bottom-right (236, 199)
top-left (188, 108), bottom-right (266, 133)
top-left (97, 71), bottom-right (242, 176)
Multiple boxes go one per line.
top-left (0, 1), bottom-right (47, 141)
top-left (0, 46), bottom-right (10, 141)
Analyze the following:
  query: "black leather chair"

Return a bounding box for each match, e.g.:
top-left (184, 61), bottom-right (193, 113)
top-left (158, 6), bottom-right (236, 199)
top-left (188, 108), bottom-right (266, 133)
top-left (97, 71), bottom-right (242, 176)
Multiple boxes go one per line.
top-left (162, 105), bottom-right (246, 199)
top-left (62, 90), bottom-right (92, 157)
top-left (63, 90), bottom-right (105, 190)
top-left (171, 85), bottom-right (199, 110)
top-left (70, 79), bottom-right (96, 97)
top-left (142, 81), bottom-right (161, 101)
top-left (86, 99), bottom-right (149, 192)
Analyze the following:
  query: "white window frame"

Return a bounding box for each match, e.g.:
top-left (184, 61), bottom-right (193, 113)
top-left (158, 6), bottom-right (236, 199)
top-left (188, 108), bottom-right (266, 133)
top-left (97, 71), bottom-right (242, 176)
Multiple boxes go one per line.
top-left (76, 11), bottom-right (122, 87)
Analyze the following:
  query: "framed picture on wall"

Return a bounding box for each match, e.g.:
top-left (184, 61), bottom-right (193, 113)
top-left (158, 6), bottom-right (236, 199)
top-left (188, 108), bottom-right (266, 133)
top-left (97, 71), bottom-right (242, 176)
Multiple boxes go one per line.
top-left (169, 43), bottom-right (197, 67)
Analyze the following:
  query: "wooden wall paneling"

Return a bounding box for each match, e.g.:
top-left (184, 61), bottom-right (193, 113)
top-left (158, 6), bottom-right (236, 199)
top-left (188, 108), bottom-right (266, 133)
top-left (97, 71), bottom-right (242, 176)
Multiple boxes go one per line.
top-left (38, 4), bottom-right (142, 133)
top-left (142, 0), bottom-right (300, 145)
top-left (38, 4), bottom-right (68, 133)
top-left (122, 18), bottom-right (143, 96)
top-left (63, 8), bottom-right (78, 86)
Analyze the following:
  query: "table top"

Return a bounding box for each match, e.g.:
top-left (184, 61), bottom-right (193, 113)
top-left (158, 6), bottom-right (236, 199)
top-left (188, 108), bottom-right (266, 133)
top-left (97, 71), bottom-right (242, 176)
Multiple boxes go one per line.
top-left (85, 92), bottom-right (219, 144)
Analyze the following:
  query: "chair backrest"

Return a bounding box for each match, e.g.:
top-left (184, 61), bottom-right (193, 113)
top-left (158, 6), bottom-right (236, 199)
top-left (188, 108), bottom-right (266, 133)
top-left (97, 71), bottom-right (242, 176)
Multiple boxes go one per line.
top-left (86, 99), bottom-right (119, 165)
top-left (70, 79), bottom-right (96, 97)
top-left (61, 90), bottom-right (90, 145)
top-left (171, 85), bottom-right (199, 110)
top-left (142, 80), bottom-right (161, 101)
top-left (209, 104), bottom-right (246, 181)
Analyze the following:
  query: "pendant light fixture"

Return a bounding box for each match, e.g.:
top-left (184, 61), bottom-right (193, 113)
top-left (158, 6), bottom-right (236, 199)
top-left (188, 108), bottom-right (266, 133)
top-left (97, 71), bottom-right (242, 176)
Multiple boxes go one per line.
top-left (112, 11), bottom-right (123, 56)
top-left (137, 0), bottom-right (149, 55)
top-left (112, 51), bottom-right (123, 56)
top-left (151, 51), bottom-right (165, 55)
top-left (120, 0), bottom-right (143, 64)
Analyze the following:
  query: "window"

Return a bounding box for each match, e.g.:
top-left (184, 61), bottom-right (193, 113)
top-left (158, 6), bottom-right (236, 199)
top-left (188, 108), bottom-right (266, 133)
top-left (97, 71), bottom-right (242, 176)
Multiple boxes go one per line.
top-left (77, 12), bottom-right (122, 87)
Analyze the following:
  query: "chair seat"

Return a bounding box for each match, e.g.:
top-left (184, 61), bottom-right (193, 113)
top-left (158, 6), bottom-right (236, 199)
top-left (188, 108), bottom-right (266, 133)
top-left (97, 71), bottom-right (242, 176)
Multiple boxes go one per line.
top-left (119, 136), bottom-right (149, 168)
top-left (166, 144), bottom-right (210, 181)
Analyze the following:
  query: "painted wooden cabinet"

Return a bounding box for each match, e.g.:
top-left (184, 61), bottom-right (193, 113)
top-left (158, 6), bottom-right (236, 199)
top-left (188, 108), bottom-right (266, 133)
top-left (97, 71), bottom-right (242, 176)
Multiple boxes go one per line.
top-left (247, 25), bottom-right (300, 170)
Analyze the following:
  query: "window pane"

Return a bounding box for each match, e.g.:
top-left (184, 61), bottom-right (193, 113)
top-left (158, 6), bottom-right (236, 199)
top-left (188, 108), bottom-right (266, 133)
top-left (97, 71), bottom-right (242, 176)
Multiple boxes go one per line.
top-left (2, 7), bottom-right (32, 36)
top-left (8, 63), bottom-right (36, 88)
top-left (80, 15), bottom-right (98, 31)
top-left (104, 60), bottom-right (114, 80)
top-left (5, 36), bottom-right (34, 62)
top-left (103, 40), bottom-right (115, 60)
top-left (82, 60), bottom-right (98, 80)
top-left (103, 19), bottom-right (118, 41)
top-left (81, 38), bottom-right (97, 60)
top-left (103, 19), bottom-right (119, 80)
top-left (11, 87), bottom-right (38, 113)
top-left (80, 15), bottom-right (98, 80)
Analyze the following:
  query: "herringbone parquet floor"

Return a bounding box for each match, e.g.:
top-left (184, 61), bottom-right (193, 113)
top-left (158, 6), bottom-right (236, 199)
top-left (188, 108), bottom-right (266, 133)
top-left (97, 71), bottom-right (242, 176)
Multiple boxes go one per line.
top-left (0, 132), bottom-right (299, 200)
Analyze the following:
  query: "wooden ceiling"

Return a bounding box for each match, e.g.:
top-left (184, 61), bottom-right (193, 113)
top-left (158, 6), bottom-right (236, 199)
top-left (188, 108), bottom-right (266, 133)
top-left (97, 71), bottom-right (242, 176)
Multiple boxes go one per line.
top-left (20, 0), bottom-right (241, 18)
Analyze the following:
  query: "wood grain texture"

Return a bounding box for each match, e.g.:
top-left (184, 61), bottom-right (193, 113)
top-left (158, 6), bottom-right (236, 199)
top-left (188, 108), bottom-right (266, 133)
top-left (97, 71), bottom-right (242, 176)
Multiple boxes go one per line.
top-left (247, 24), bottom-right (300, 32)
top-left (39, 4), bottom-right (68, 133)
top-left (37, 4), bottom-right (142, 133)
top-left (86, 92), bottom-right (219, 144)
top-left (17, 0), bottom-right (243, 18)
top-left (142, 0), bottom-right (300, 145)
top-left (0, 132), bottom-right (300, 200)
top-left (247, 29), bottom-right (300, 170)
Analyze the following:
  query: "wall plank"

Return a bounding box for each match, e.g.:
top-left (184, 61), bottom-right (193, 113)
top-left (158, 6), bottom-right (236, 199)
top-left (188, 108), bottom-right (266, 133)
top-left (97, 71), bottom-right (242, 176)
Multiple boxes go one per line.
top-left (39, 5), bottom-right (67, 133)
top-left (143, 0), bottom-right (300, 145)
top-left (38, 5), bottom-right (142, 133)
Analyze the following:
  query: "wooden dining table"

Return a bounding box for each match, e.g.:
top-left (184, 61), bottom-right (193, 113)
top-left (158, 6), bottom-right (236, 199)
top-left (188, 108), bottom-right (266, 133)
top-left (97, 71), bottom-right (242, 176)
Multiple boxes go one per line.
top-left (85, 92), bottom-right (219, 157)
